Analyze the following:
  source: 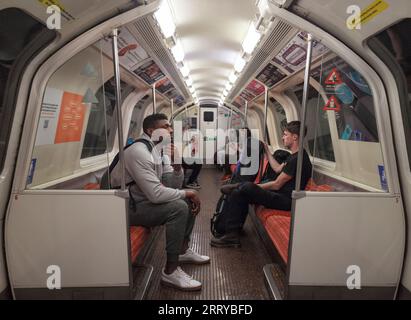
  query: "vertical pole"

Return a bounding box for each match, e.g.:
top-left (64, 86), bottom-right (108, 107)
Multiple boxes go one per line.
top-left (264, 85), bottom-right (268, 142)
top-left (170, 99), bottom-right (174, 124)
top-left (152, 83), bottom-right (156, 114)
top-left (244, 100), bottom-right (248, 127)
top-left (112, 28), bottom-right (126, 191)
top-left (295, 33), bottom-right (313, 192)
top-left (229, 106), bottom-right (233, 130)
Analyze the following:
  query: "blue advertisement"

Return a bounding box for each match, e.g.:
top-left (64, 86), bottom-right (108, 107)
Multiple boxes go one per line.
top-left (27, 158), bottom-right (37, 185)
top-left (378, 165), bottom-right (388, 191)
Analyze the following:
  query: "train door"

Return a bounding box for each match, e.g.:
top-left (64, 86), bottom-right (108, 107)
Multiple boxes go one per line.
top-left (200, 106), bottom-right (217, 164)
top-left (0, 8), bottom-right (56, 298)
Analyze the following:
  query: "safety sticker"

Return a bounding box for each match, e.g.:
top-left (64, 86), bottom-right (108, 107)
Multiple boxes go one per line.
top-left (37, 0), bottom-right (76, 21)
top-left (348, 0), bottom-right (389, 29)
top-left (325, 68), bottom-right (343, 85)
top-left (323, 95), bottom-right (341, 112)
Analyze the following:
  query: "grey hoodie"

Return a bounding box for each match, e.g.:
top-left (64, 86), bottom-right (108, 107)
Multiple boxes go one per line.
top-left (111, 133), bottom-right (186, 204)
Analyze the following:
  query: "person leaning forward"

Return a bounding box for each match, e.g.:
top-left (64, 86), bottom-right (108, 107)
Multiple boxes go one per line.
top-left (112, 113), bottom-right (209, 291)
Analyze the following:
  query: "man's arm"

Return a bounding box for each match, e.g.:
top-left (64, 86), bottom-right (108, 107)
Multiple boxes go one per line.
top-left (259, 172), bottom-right (292, 191)
top-left (263, 143), bottom-right (285, 173)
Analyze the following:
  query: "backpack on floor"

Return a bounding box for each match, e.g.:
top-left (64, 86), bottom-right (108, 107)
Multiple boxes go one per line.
top-left (210, 194), bottom-right (230, 237)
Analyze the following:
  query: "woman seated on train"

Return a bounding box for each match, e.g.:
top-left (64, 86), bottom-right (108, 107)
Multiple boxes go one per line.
top-left (210, 121), bottom-right (312, 248)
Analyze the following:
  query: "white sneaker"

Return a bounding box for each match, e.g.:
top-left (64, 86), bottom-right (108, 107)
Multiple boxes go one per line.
top-left (161, 267), bottom-right (202, 291)
top-left (179, 248), bottom-right (210, 264)
top-left (185, 182), bottom-right (201, 189)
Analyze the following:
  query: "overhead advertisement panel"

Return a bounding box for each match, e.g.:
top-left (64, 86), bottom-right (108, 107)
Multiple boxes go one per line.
top-left (156, 77), bottom-right (175, 94)
top-left (272, 31), bottom-right (329, 73)
top-left (256, 63), bottom-right (286, 88)
top-left (101, 26), bottom-right (148, 72)
top-left (134, 60), bottom-right (165, 85)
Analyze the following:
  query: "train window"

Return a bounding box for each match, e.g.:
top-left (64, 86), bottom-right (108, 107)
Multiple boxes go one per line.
top-left (292, 84), bottom-right (336, 162)
top-left (81, 79), bottom-right (133, 159)
top-left (203, 111), bottom-right (214, 122)
top-left (307, 50), bottom-right (386, 191)
top-left (269, 97), bottom-right (287, 146)
top-left (369, 19), bottom-right (411, 170)
top-left (27, 40), bottom-right (115, 188)
top-left (0, 8), bottom-right (50, 173)
top-left (127, 94), bottom-right (151, 140)
top-left (311, 57), bottom-right (379, 143)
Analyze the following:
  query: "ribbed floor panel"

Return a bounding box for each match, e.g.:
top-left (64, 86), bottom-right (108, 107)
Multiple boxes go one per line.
top-left (144, 169), bottom-right (271, 300)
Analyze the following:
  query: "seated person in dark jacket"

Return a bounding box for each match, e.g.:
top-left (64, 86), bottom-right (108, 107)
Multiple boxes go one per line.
top-left (210, 121), bottom-right (312, 247)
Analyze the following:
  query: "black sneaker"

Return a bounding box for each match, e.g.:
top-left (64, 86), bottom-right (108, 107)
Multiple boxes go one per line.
top-left (210, 232), bottom-right (241, 248)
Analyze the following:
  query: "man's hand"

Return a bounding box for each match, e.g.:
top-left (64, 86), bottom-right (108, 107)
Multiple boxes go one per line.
top-left (185, 190), bottom-right (201, 215)
top-left (166, 143), bottom-right (182, 171)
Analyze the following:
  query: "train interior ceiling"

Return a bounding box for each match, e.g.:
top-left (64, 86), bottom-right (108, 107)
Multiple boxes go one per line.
top-left (0, 0), bottom-right (411, 300)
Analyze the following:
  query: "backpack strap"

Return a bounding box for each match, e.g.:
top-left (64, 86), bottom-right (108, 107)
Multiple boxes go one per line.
top-left (110, 138), bottom-right (154, 189)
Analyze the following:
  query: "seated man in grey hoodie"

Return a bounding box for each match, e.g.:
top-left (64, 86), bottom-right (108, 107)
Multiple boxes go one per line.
top-left (111, 113), bottom-right (209, 291)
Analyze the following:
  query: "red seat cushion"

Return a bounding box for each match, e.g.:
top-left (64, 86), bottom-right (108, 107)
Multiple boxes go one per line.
top-left (255, 205), bottom-right (291, 226)
top-left (130, 226), bottom-right (150, 263)
top-left (265, 215), bottom-right (291, 263)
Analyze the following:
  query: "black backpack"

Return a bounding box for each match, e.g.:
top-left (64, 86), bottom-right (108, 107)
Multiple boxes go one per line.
top-left (100, 139), bottom-right (153, 190)
top-left (210, 141), bottom-right (265, 237)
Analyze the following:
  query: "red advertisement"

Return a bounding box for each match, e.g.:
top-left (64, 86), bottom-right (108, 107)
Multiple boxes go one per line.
top-left (55, 92), bottom-right (85, 144)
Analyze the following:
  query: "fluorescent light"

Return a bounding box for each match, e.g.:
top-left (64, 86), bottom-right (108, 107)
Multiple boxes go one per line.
top-left (234, 56), bottom-right (246, 73)
top-left (154, 2), bottom-right (175, 38)
top-left (189, 86), bottom-right (195, 93)
top-left (171, 41), bottom-right (184, 62)
top-left (180, 65), bottom-right (189, 77)
top-left (185, 77), bottom-right (193, 87)
top-left (225, 83), bottom-right (233, 91)
top-left (229, 73), bottom-right (238, 84)
top-left (223, 89), bottom-right (228, 97)
top-left (242, 22), bottom-right (261, 54)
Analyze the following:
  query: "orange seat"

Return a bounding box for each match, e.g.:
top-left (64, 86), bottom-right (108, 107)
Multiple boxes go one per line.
top-left (130, 226), bottom-right (150, 263)
top-left (254, 177), bottom-right (332, 264)
top-left (265, 215), bottom-right (291, 263)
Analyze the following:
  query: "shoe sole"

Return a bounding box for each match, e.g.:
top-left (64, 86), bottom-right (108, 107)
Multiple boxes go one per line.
top-left (160, 279), bottom-right (202, 291)
top-left (179, 259), bottom-right (210, 265)
top-left (210, 241), bottom-right (241, 248)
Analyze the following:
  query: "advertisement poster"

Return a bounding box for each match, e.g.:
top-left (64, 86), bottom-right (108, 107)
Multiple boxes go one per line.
top-left (232, 96), bottom-right (245, 109)
top-left (134, 60), bottom-right (165, 85)
top-left (175, 95), bottom-right (185, 107)
top-left (256, 63), bottom-right (286, 88)
top-left (35, 87), bottom-right (64, 146)
top-left (165, 88), bottom-right (180, 100)
top-left (100, 27), bottom-right (148, 71)
top-left (273, 31), bottom-right (329, 73)
top-left (54, 92), bottom-right (85, 144)
top-left (240, 89), bottom-right (255, 101)
top-left (245, 79), bottom-right (265, 97)
top-left (156, 77), bottom-right (175, 94)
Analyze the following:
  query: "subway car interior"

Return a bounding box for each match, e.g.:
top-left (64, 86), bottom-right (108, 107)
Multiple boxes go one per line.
top-left (0, 0), bottom-right (411, 300)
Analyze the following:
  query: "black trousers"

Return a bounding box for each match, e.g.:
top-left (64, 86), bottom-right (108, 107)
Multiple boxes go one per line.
top-left (182, 161), bottom-right (202, 184)
top-left (225, 182), bottom-right (292, 233)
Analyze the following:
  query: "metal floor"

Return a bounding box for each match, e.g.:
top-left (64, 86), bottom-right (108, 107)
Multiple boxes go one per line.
top-left (143, 168), bottom-right (272, 300)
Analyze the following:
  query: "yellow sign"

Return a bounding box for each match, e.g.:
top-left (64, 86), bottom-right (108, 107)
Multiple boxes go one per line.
top-left (348, 0), bottom-right (389, 29)
top-left (37, 0), bottom-right (65, 11)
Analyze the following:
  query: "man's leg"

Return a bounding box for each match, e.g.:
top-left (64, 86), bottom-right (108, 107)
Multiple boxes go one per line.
top-left (132, 199), bottom-right (190, 273)
top-left (238, 182), bottom-right (292, 211)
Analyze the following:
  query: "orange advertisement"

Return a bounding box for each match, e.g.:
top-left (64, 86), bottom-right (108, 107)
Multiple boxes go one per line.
top-left (54, 92), bottom-right (85, 144)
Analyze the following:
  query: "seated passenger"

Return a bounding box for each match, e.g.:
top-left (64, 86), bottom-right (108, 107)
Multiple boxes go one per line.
top-left (112, 113), bottom-right (210, 291)
top-left (182, 125), bottom-right (203, 189)
top-left (230, 127), bottom-right (265, 184)
top-left (210, 121), bottom-right (312, 248)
